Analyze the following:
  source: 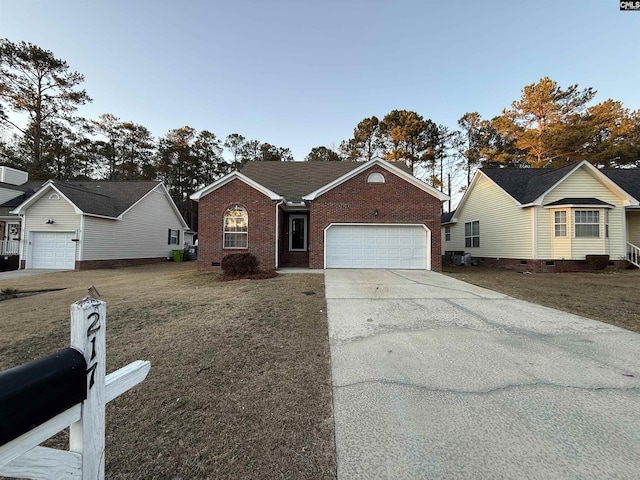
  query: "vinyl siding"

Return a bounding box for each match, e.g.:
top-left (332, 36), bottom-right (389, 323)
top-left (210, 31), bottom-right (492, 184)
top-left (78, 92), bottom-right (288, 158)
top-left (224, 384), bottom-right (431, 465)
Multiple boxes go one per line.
top-left (21, 190), bottom-right (81, 260)
top-left (447, 174), bottom-right (532, 257)
top-left (0, 166), bottom-right (28, 185)
top-left (540, 166), bottom-right (626, 260)
top-left (0, 186), bottom-right (23, 204)
top-left (82, 188), bottom-right (184, 260)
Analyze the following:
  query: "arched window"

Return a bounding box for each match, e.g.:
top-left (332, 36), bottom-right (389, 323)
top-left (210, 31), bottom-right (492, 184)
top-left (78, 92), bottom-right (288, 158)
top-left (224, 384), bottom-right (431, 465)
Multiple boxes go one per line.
top-left (367, 172), bottom-right (385, 183)
top-left (223, 205), bottom-right (248, 249)
top-left (48, 193), bottom-right (60, 200)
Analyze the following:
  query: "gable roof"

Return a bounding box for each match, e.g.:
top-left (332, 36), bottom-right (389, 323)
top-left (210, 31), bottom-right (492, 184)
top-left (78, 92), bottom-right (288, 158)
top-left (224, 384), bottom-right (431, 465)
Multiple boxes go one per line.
top-left (480, 162), bottom-right (578, 204)
top-left (303, 158), bottom-right (449, 201)
top-left (601, 168), bottom-right (640, 202)
top-left (11, 180), bottom-right (187, 226)
top-left (190, 158), bottom-right (445, 205)
top-left (240, 162), bottom-right (362, 203)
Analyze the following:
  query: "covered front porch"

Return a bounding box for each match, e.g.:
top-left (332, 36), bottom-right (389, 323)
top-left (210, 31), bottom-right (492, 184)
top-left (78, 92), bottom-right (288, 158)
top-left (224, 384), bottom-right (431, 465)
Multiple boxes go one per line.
top-left (278, 207), bottom-right (310, 268)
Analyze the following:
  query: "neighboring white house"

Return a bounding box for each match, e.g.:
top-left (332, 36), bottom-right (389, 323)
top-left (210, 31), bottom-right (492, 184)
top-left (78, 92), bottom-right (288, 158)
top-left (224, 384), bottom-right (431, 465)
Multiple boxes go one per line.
top-left (9, 179), bottom-right (189, 270)
top-left (442, 161), bottom-right (640, 271)
top-left (0, 166), bottom-right (41, 258)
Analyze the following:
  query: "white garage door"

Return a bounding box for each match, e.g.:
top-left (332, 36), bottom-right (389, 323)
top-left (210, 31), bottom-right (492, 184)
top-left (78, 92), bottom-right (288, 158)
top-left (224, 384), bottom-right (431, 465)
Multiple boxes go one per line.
top-left (325, 225), bottom-right (428, 269)
top-left (31, 232), bottom-right (76, 269)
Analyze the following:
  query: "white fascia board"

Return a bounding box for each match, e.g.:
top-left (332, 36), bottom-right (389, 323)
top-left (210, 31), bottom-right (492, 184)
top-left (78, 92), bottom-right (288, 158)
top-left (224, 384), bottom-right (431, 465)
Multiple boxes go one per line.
top-left (451, 170), bottom-right (522, 220)
top-left (190, 171), bottom-right (282, 202)
top-left (10, 182), bottom-right (84, 215)
top-left (303, 158), bottom-right (450, 202)
top-left (531, 160), bottom-right (635, 206)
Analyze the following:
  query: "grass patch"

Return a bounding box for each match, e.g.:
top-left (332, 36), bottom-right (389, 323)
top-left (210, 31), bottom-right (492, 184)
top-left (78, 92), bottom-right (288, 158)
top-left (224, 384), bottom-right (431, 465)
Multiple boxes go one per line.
top-left (443, 266), bottom-right (640, 333)
top-left (0, 262), bottom-right (335, 478)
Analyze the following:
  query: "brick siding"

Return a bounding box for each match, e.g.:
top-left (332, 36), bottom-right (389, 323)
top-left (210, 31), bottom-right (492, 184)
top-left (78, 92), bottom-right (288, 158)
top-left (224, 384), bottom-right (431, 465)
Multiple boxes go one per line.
top-left (473, 256), bottom-right (629, 272)
top-left (196, 179), bottom-right (277, 271)
top-left (75, 257), bottom-right (167, 270)
top-left (196, 167), bottom-right (444, 272)
top-left (308, 166), bottom-right (443, 271)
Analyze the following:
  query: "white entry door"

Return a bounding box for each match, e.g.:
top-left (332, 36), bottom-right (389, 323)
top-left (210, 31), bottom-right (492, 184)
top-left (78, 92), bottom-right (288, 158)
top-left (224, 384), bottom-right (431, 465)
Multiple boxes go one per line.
top-left (30, 232), bottom-right (76, 269)
top-left (325, 225), bottom-right (428, 269)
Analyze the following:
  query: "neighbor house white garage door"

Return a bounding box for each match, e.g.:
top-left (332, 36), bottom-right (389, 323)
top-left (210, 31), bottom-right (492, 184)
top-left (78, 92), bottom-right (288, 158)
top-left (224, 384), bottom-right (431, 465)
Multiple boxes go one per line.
top-left (325, 225), bottom-right (428, 269)
top-left (31, 232), bottom-right (76, 269)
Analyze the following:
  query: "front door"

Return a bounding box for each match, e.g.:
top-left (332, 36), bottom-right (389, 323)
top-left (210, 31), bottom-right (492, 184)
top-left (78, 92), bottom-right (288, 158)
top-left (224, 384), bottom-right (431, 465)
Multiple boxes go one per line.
top-left (289, 215), bottom-right (307, 251)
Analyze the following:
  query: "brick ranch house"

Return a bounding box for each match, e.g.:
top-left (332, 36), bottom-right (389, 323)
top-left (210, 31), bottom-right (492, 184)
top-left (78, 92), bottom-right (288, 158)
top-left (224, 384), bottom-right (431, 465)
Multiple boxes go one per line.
top-left (190, 158), bottom-right (449, 271)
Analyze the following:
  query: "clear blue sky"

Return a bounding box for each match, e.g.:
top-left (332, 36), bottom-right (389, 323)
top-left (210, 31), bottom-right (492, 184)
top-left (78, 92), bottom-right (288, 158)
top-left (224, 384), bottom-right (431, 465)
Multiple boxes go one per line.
top-left (1, 0), bottom-right (638, 162)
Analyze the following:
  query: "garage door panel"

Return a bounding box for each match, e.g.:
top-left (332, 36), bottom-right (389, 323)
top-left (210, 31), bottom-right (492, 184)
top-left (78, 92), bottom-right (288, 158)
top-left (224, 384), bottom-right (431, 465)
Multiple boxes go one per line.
top-left (326, 225), bottom-right (428, 270)
top-left (31, 232), bottom-right (75, 269)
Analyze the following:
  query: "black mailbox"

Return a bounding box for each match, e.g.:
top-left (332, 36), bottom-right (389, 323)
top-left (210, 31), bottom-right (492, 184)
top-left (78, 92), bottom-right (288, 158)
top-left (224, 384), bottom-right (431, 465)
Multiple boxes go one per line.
top-left (0, 348), bottom-right (87, 446)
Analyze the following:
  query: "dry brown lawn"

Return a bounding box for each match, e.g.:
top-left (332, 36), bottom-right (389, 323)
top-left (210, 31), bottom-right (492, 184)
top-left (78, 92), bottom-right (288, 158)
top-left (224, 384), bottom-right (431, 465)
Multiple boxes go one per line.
top-left (0, 263), bottom-right (335, 479)
top-left (443, 266), bottom-right (640, 333)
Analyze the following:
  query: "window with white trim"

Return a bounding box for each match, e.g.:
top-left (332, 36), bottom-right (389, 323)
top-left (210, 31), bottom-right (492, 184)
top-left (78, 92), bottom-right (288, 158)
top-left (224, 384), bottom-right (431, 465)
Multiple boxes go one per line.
top-left (554, 210), bottom-right (567, 237)
top-left (444, 226), bottom-right (451, 241)
top-left (367, 172), bottom-right (385, 183)
top-left (575, 210), bottom-right (599, 238)
top-left (605, 210), bottom-right (609, 238)
top-left (464, 221), bottom-right (479, 248)
top-left (224, 205), bottom-right (248, 249)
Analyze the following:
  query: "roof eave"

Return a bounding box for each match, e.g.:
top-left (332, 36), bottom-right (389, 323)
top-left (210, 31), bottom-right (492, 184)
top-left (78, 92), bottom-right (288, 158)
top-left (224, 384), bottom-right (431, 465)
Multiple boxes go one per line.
top-left (11, 182), bottom-right (84, 215)
top-left (533, 160), bottom-right (635, 205)
top-left (302, 158), bottom-right (450, 202)
top-left (190, 171), bottom-right (282, 202)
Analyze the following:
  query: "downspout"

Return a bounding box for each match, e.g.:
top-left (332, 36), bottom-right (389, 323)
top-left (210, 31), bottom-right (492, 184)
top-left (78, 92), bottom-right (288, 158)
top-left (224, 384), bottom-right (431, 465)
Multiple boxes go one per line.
top-left (532, 207), bottom-right (538, 260)
top-left (78, 215), bottom-right (85, 263)
top-left (275, 199), bottom-right (284, 269)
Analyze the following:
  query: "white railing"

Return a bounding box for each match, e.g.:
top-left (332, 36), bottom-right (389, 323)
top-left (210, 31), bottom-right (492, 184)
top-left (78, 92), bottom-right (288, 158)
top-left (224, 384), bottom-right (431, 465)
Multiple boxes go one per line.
top-left (627, 242), bottom-right (640, 268)
top-left (0, 239), bottom-right (19, 255)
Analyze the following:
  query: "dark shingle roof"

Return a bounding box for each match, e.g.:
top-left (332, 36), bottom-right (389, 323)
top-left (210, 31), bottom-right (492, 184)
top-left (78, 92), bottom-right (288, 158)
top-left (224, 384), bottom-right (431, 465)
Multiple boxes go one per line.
top-left (601, 168), bottom-right (640, 201)
top-left (51, 181), bottom-right (161, 217)
top-left (240, 162), bottom-right (363, 202)
top-left (0, 181), bottom-right (45, 208)
top-left (441, 210), bottom-right (456, 223)
top-left (480, 163), bottom-right (579, 204)
top-left (240, 160), bottom-right (415, 203)
top-left (544, 198), bottom-right (614, 207)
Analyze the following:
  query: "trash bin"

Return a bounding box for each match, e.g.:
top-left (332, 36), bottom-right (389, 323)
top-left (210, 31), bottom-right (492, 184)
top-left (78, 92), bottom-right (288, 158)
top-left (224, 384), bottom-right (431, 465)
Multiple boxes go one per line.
top-left (184, 245), bottom-right (197, 261)
top-left (172, 249), bottom-right (184, 262)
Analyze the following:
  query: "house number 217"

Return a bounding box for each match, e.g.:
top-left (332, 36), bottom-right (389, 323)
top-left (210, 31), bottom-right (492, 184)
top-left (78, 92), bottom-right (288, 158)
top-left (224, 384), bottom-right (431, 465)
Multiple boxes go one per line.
top-left (86, 312), bottom-right (101, 389)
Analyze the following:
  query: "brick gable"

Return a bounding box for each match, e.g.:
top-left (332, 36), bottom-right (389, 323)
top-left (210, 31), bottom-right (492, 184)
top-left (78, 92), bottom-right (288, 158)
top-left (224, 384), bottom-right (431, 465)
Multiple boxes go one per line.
top-left (196, 178), bottom-right (277, 271)
top-left (308, 166), bottom-right (443, 270)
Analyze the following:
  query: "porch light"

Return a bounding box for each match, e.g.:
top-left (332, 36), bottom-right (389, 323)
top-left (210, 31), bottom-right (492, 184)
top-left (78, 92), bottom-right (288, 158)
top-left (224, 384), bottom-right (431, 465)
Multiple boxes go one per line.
top-left (46, 218), bottom-right (54, 224)
top-left (374, 209), bottom-right (379, 217)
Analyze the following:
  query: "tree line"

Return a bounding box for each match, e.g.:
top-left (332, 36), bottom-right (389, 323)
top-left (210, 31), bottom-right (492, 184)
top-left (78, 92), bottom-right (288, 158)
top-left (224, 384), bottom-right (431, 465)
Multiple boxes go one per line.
top-left (2, 39), bottom-right (639, 221)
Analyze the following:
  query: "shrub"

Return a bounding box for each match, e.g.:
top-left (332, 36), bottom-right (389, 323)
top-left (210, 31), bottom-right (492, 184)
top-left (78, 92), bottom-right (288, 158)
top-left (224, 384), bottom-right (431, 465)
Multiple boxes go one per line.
top-left (585, 254), bottom-right (609, 271)
top-left (221, 252), bottom-right (259, 276)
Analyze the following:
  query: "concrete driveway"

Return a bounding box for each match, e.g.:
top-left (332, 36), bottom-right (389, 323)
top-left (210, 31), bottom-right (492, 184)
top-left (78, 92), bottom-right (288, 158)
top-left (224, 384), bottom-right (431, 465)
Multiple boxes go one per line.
top-left (325, 269), bottom-right (640, 479)
top-left (0, 269), bottom-right (62, 280)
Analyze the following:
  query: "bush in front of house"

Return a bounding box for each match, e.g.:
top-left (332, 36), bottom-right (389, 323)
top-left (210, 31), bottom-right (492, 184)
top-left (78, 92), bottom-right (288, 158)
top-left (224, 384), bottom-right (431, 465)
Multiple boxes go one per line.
top-left (585, 254), bottom-right (609, 271)
top-left (221, 252), bottom-right (259, 276)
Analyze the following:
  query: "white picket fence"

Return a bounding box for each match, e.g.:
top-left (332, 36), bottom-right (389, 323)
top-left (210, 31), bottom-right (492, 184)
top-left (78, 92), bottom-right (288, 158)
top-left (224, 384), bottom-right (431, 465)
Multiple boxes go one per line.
top-left (0, 298), bottom-right (150, 480)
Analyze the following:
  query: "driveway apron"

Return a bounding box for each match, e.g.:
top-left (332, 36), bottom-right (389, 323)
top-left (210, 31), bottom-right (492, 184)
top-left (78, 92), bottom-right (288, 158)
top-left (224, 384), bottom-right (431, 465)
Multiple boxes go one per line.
top-left (325, 269), bottom-right (640, 479)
